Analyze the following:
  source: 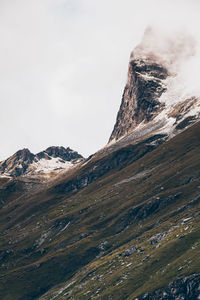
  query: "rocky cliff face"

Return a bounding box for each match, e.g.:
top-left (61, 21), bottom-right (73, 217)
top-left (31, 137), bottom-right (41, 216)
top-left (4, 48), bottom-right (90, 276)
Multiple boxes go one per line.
top-left (36, 146), bottom-right (82, 161)
top-left (137, 274), bottom-right (200, 300)
top-left (0, 146), bottom-right (83, 179)
top-left (109, 28), bottom-right (200, 143)
top-left (0, 149), bottom-right (35, 177)
top-left (109, 57), bottom-right (168, 141)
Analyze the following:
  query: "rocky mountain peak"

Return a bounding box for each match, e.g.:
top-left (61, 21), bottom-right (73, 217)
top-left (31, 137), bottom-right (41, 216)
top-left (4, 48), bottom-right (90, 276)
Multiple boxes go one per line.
top-left (0, 148), bottom-right (35, 177)
top-left (40, 146), bottom-right (83, 161)
top-left (109, 28), bottom-right (200, 144)
top-left (14, 148), bottom-right (34, 161)
top-left (109, 52), bottom-right (169, 142)
top-left (0, 146), bottom-right (84, 179)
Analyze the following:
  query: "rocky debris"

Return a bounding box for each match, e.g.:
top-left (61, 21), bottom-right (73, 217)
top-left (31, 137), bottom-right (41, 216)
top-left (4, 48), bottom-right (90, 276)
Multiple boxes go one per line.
top-left (182, 217), bottom-right (193, 224)
top-left (124, 245), bottom-right (136, 256)
top-left (136, 273), bottom-right (200, 299)
top-left (98, 240), bottom-right (108, 251)
top-left (150, 232), bottom-right (167, 244)
top-left (35, 230), bottom-right (52, 248)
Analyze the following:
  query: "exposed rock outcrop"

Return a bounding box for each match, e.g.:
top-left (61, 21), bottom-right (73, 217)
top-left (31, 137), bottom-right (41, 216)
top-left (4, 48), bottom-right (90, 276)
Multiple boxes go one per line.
top-left (36, 146), bottom-right (82, 161)
top-left (0, 149), bottom-right (35, 177)
top-left (109, 58), bottom-right (168, 142)
top-left (109, 27), bottom-right (200, 144)
top-left (136, 274), bottom-right (200, 300)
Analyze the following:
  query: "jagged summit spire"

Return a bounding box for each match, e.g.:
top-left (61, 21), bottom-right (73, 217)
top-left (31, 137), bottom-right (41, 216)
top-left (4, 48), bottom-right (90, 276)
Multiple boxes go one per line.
top-left (109, 28), bottom-right (200, 144)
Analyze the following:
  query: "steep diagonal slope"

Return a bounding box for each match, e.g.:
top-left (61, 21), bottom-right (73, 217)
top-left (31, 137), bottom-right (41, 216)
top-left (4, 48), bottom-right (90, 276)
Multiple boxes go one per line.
top-left (0, 121), bottom-right (200, 300)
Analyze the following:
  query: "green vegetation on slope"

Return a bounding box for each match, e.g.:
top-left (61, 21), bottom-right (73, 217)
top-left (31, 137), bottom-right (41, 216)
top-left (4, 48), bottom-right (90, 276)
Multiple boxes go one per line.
top-left (0, 122), bottom-right (200, 299)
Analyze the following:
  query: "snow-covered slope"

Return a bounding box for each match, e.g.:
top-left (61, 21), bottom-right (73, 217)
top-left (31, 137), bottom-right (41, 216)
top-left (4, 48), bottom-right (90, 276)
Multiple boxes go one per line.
top-left (0, 146), bottom-right (84, 180)
top-left (29, 157), bottom-right (73, 175)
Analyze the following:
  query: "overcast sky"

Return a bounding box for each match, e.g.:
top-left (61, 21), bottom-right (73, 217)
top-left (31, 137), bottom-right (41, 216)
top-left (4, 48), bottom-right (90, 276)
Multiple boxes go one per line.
top-left (0, 0), bottom-right (200, 160)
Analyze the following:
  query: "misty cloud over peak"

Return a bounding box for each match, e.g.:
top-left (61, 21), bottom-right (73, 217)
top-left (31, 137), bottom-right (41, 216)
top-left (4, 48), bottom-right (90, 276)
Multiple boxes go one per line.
top-left (131, 26), bottom-right (197, 74)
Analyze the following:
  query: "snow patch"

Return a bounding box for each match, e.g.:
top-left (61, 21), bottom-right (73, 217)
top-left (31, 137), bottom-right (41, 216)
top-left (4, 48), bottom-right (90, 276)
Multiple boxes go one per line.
top-left (29, 157), bottom-right (73, 174)
top-left (60, 221), bottom-right (70, 232)
top-left (0, 174), bottom-right (12, 179)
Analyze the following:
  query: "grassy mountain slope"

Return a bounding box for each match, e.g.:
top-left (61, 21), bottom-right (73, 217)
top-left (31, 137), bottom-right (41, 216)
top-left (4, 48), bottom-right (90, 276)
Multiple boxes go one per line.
top-left (0, 121), bottom-right (200, 299)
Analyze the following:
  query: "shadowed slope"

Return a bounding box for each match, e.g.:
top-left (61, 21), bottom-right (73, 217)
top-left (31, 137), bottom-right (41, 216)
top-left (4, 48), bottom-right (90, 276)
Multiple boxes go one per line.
top-left (0, 121), bottom-right (200, 299)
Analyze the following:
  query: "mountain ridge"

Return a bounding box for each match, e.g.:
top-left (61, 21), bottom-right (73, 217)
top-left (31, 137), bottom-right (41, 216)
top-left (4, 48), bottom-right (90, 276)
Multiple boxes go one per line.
top-left (0, 146), bottom-right (83, 180)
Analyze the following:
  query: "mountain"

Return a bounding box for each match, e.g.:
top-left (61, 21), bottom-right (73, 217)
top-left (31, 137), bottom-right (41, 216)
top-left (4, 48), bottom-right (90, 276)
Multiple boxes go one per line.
top-left (0, 29), bottom-right (200, 300)
top-left (109, 27), bottom-right (200, 145)
top-left (0, 146), bottom-right (83, 180)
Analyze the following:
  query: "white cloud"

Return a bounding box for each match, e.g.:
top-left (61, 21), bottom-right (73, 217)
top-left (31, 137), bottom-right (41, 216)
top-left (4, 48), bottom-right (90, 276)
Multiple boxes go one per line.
top-left (0, 0), bottom-right (200, 160)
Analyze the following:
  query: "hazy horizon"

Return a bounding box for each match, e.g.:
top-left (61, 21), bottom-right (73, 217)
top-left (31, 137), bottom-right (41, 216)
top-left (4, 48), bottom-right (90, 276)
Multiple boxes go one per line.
top-left (1, 0), bottom-right (200, 161)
